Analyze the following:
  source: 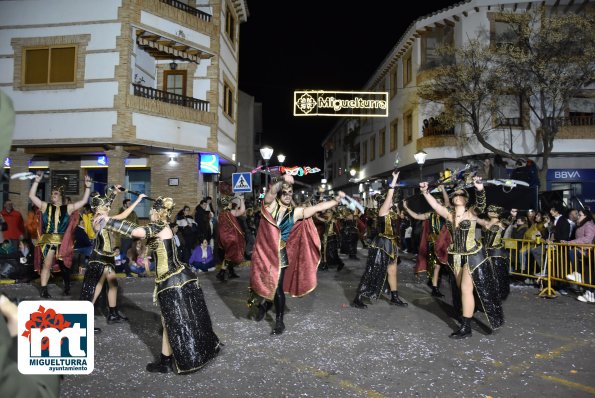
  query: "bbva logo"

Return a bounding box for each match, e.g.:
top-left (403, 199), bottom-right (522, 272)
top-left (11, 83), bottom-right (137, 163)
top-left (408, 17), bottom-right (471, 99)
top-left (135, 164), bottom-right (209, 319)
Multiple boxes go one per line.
top-left (554, 171), bottom-right (581, 179)
top-left (18, 301), bottom-right (94, 375)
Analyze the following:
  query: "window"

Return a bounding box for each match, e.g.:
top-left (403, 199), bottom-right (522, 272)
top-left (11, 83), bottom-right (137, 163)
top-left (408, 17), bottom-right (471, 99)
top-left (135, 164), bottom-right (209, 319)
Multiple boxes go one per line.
top-left (370, 135), bottom-right (376, 161)
top-left (362, 140), bottom-right (368, 165)
top-left (404, 112), bottom-right (413, 145)
top-left (390, 118), bottom-right (398, 151)
top-left (164, 70), bottom-right (187, 96)
top-left (421, 26), bottom-right (454, 70)
top-left (223, 80), bottom-right (234, 119)
top-left (24, 46), bottom-right (76, 85)
top-left (12, 35), bottom-right (90, 90)
top-left (225, 5), bottom-right (236, 44)
top-left (390, 67), bottom-right (398, 98)
top-left (379, 128), bottom-right (386, 157)
top-left (496, 94), bottom-right (526, 128)
top-left (403, 52), bottom-right (412, 86)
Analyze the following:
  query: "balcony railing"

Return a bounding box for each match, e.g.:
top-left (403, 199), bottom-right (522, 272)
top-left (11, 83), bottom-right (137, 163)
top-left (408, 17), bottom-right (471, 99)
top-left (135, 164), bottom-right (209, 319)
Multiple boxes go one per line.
top-left (552, 115), bottom-right (595, 126)
top-left (422, 126), bottom-right (455, 136)
top-left (496, 117), bottom-right (523, 127)
top-left (159, 0), bottom-right (212, 21)
top-left (133, 84), bottom-right (209, 111)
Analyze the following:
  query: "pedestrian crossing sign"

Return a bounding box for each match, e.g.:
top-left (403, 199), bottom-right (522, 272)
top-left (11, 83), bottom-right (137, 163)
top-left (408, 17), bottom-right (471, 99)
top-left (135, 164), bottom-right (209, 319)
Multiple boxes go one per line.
top-left (232, 172), bottom-right (252, 193)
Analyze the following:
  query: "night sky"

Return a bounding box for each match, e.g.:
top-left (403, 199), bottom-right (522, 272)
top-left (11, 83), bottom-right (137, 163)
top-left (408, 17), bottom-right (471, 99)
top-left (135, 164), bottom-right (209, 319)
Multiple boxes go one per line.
top-left (239, 0), bottom-right (462, 171)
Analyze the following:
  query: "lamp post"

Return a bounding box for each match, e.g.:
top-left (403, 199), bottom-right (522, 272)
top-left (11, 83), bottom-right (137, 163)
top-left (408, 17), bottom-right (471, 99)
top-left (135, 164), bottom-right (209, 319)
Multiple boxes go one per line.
top-left (277, 153), bottom-right (285, 169)
top-left (260, 145), bottom-right (274, 190)
top-left (414, 150), bottom-right (428, 181)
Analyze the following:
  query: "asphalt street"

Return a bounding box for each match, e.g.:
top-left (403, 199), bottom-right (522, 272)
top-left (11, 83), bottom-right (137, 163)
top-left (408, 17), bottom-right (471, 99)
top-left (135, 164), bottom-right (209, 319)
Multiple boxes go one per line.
top-left (2, 249), bottom-right (594, 398)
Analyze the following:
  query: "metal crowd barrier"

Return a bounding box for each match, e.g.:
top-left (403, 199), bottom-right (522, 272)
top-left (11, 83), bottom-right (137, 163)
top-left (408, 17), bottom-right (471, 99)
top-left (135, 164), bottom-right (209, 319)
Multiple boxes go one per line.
top-left (503, 238), bottom-right (595, 298)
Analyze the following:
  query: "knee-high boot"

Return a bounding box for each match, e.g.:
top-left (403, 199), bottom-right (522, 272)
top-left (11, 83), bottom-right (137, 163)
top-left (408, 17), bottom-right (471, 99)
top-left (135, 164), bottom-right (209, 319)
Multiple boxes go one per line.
top-left (59, 261), bottom-right (71, 296)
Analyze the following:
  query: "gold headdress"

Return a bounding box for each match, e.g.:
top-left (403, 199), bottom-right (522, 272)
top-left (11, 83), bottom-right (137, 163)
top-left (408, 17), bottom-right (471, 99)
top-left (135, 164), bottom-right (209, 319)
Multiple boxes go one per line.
top-left (152, 196), bottom-right (175, 219)
top-left (90, 186), bottom-right (117, 213)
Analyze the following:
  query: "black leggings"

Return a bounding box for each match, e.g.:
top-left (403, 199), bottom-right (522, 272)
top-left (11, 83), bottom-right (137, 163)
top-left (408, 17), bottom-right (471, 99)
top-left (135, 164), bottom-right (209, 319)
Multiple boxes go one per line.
top-left (273, 268), bottom-right (286, 315)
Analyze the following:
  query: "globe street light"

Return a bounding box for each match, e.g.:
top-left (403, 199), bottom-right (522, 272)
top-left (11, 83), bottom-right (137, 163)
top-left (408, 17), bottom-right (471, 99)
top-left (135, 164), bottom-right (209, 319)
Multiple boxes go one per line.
top-left (414, 150), bottom-right (428, 181)
top-left (260, 145), bottom-right (274, 189)
top-left (277, 153), bottom-right (286, 166)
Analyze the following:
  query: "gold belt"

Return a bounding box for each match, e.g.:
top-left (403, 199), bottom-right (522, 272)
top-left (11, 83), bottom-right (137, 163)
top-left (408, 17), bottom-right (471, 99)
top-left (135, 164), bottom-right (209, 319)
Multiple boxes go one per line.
top-left (280, 240), bottom-right (287, 249)
top-left (37, 233), bottom-right (63, 246)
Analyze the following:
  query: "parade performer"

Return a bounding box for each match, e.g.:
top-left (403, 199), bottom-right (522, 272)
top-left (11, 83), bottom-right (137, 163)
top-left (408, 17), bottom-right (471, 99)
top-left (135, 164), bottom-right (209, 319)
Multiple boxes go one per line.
top-left (97, 196), bottom-right (221, 374)
top-left (340, 208), bottom-right (360, 261)
top-left (352, 172), bottom-right (408, 309)
top-left (403, 189), bottom-right (449, 297)
top-left (419, 176), bottom-right (504, 339)
top-left (318, 209), bottom-right (344, 271)
top-left (478, 205), bottom-right (510, 301)
top-left (216, 195), bottom-right (246, 282)
top-left (29, 172), bottom-right (91, 298)
top-left (250, 174), bottom-right (345, 335)
top-left (79, 186), bottom-right (142, 324)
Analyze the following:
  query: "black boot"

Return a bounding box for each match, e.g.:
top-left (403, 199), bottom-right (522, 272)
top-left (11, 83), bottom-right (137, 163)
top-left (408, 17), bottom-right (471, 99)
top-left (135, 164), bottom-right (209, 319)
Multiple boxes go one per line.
top-left (389, 291), bottom-right (408, 307)
top-left (94, 327), bottom-right (102, 333)
top-left (107, 307), bottom-right (124, 324)
top-left (271, 312), bottom-right (285, 335)
top-left (146, 353), bottom-right (174, 373)
top-left (450, 316), bottom-right (472, 339)
top-left (40, 286), bottom-right (51, 298)
top-left (431, 286), bottom-right (445, 297)
top-left (255, 301), bottom-right (272, 322)
top-left (319, 262), bottom-right (328, 271)
top-left (115, 307), bottom-right (128, 321)
top-left (228, 265), bottom-right (240, 279)
top-left (351, 294), bottom-right (367, 309)
top-left (337, 261), bottom-right (345, 271)
top-left (216, 268), bottom-right (227, 282)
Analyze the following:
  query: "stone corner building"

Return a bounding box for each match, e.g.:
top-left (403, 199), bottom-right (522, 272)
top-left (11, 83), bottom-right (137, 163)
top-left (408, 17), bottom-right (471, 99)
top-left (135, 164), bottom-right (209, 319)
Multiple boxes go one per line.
top-left (0, 0), bottom-right (248, 217)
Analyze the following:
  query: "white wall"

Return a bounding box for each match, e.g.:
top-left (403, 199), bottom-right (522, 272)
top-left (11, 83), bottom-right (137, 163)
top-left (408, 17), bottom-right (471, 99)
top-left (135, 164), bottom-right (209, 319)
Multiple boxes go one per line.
top-left (0, 0), bottom-right (121, 26)
top-left (133, 112), bottom-right (210, 148)
top-left (14, 111), bottom-right (116, 139)
top-left (217, 129), bottom-right (235, 159)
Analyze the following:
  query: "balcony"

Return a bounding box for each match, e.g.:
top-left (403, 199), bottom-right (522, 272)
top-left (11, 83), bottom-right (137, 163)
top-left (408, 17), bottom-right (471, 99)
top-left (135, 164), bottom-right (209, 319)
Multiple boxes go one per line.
top-left (132, 83), bottom-right (209, 111)
top-left (159, 0), bottom-right (211, 21)
top-left (550, 115), bottom-right (595, 139)
top-left (422, 125), bottom-right (455, 137)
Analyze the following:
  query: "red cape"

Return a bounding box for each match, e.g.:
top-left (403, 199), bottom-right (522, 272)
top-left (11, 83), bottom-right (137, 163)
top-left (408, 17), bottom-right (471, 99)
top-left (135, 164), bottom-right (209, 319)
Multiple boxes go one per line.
top-left (414, 219), bottom-right (430, 273)
top-left (34, 209), bottom-right (79, 272)
top-left (218, 210), bottom-right (245, 264)
top-left (250, 204), bottom-right (321, 300)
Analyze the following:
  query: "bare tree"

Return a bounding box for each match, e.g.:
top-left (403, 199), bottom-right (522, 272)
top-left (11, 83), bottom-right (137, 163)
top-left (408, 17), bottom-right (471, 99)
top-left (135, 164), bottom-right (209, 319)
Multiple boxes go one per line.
top-left (418, 8), bottom-right (595, 188)
top-left (496, 9), bottom-right (595, 187)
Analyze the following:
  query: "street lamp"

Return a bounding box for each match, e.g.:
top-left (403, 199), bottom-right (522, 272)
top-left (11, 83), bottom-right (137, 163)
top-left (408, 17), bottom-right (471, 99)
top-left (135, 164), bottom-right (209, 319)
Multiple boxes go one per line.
top-left (350, 168), bottom-right (357, 177)
top-left (260, 145), bottom-right (274, 189)
top-left (277, 153), bottom-right (286, 166)
top-left (414, 150), bottom-right (428, 181)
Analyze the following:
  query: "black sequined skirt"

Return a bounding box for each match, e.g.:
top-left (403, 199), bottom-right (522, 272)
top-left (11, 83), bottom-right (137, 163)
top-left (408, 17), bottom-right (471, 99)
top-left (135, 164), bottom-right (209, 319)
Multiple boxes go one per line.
top-left (448, 249), bottom-right (504, 330)
top-left (80, 252), bottom-right (113, 302)
top-left (488, 248), bottom-right (510, 301)
top-left (356, 236), bottom-right (396, 300)
top-left (157, 268), bottom-right (220, 374)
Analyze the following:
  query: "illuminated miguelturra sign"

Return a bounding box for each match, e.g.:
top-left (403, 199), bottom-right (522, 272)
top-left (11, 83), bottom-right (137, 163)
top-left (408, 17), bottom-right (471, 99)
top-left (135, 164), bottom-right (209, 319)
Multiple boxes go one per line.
top-left (293, 90), bottom-right (388, 117)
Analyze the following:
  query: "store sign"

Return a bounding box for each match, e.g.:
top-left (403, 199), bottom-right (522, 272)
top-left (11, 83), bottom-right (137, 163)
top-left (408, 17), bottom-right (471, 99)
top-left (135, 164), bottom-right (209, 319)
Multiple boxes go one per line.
top-left (199, 153), bottom-right (219, 174)
top-left (293, 91), bottom-right (388, 117)
top-left (547, 169), bottom-right (595, 181)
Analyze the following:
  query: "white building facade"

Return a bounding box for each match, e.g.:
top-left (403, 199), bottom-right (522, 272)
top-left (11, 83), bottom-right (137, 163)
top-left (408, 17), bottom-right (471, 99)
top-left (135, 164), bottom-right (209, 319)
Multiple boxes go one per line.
top-left (323, 0), bottom-right (595, 206)
top-left (0, 0), bottom-right (248, 214)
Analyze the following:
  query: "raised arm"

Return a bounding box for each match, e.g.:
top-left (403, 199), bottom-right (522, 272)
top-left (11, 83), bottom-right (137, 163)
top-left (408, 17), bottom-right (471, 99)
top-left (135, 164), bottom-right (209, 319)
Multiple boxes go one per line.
top-left (419, 182), bottom-right (451, 220)
top-left (378, 172), bottom-right (399, 217)
top-left (69, 175), bottom-right (92, 214)
top-left (264, 174), bottom-right (293, 205)
top-left (28, 172), bottom-right (45, 211)
top-left (403, 201), bottom-right (429, 221)
top-left (439, 184), bottom-right (450, 207)
top-left (230, 196), bottom-right (246, 217)
top-left (300, 191), bottom-right (345, 220)
top-left (112, 194), bottom-right (146, 220)
top-left (468, 176), bottom-right (486, 216)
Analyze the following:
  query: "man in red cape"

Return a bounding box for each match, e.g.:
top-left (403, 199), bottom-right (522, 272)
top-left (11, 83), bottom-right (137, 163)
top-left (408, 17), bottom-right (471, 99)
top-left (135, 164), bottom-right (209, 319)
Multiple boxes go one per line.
top-left (29, 172), bottom-right (92, 297)
top-left (249, 174), bottom-right (345, 335)
top-left (216, 195), bottom-right (246, 281)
